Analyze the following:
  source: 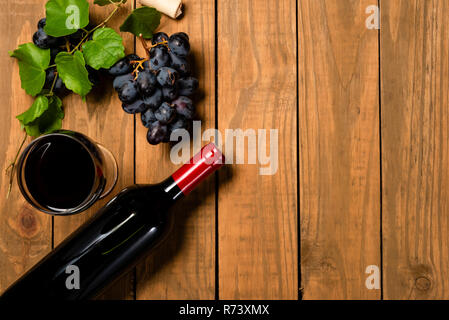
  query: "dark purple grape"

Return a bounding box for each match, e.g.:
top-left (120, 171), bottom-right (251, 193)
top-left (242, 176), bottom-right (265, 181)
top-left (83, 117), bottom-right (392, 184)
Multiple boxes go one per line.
top-left (67, 29), bottom-right (84, 45)
top-left (37, 18), bottom-right (46, 30)
top-left (33, 29), bottom-right (61, 49)
top-left (122, 99), bottom-right (147, 114)
top-left (172, 96), bottom-right (194, 119)
top-left (50, 47), bottom-right (63, 64)
top-left (147, 121), bottom-right (168, 145)
top-left (162, 85), bottom-right (178, 101)
top-left (143, 88), bottom-right (162, 110)
top-left (108, 54), bottom-right (140, 76)
top-left (168, 32), bottom-right (190, 57)
top-left (128, 54), bottom-right (140, 60)
top-left (168, 117), bottom-right (190, 142)
top-left (53, 77), bottom-right (68, 96)
top-left (156, 67), bottom-right (178, 87)
top-left (162, 135), bottom-right (170, 143)
top-left (169, 117), bottom-right (188, 132)
top-left (169, 52), bottom-right (190, 76)
top-left (136, 70), bottom-right (158, 97)
top-left (126, 54), bottom-right (140, 65)
top-left (141, 108), bottom-right (157, 128)
top-left (178, 77), bottom-right (198, 96)
top-left (43, 68), bottom-right (56, 92)
top-left (151, 32), bottom-right (169, 45)
top-left (127, 54), bottom-right (142, 69)
top-left (154, 102), bottom-right (175, 124)
top-left (149, 46), bottom-right (171, 71)
top-left (113, 73), bottom-right (134, 91)
top-left (175, 32), bottom-right (189, 41)
top-left (42, 66), bottom-right (66, 95)
top-left (43, 67), bottom-right (67, 95)
top-left (87, 66), bottom-right (100, 86)
top-left (108, 58), bottom-right (132, 76)
top-left (118, 81), bottom-right (138, 103)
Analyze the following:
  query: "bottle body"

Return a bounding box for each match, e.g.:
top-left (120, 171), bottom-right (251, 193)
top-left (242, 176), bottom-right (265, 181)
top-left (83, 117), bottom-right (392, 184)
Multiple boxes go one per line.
top-left (1, 180), bottom-right (179, 300)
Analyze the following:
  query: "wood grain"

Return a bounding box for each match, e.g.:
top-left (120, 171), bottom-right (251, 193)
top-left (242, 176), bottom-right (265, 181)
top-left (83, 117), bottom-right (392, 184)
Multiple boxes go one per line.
top-left (53, 0), bottom-right (135, 300)
top-left (381, 0), bottom-right (449, 299)
top-left (217, 0), bottom-right (298, 299)
top-left (0, 0), bottom-right (52, 295)
top-left (135, 0), bottom-right (216, 299)
top-left (298, 0), bottom-right (380, 299)
top-left (4, 0), bottom-right (449, 301)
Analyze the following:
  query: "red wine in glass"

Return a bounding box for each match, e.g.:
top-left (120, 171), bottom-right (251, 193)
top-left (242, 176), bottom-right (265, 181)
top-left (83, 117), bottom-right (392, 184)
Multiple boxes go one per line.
top-left (16, 130), bottom-right (118, 215)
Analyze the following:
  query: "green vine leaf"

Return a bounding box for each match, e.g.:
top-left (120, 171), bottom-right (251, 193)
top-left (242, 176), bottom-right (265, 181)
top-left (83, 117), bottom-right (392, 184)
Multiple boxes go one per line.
top-left (17, 96), bottom-right (64, 137)
top-left (119, 6), bottom-right (161, 39)
top-left (44, 0), bottom-right (90, 37)
top-left (94, 0), bottom-right (127, 6)
top-left (82, 27), bottom-right (125, 70)
top-left (9, 43), bottom-right (50, 96)
top-left (55, 51), bottom-right (92, 98)
top-left (17, 95), bottom-right (49, 126)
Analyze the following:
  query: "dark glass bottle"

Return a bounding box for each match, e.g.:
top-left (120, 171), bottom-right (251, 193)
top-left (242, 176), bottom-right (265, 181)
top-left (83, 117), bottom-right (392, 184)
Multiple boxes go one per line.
top-left (1, 143), bottom-right (224, 300)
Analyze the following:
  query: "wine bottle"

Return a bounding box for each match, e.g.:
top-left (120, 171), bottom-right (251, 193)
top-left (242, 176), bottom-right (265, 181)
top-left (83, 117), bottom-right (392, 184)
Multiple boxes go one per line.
top-left (1, 143), bottom-right (224, 300)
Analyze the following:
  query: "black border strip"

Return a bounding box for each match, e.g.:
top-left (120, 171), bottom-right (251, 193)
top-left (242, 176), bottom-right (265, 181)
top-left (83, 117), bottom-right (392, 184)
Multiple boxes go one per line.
top-left (378, 0), bottom-right (383, 301)
top-left (214, 0), bottom-right (220, 301)
top-left (296, 0), bottom-right (301, 301)
top-left (132, 0), bottom-right (137, 301)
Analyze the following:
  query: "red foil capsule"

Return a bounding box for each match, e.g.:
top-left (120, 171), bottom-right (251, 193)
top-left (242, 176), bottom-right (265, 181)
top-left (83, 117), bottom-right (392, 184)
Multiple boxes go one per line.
top-left (172, 143), bottom-right (225, 195)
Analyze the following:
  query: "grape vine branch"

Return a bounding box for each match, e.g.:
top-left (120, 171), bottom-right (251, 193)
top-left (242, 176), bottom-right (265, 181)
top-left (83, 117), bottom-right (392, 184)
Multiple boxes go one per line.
top-left (6, 0), bottom-right (197, 200)
top-left (6, 0), bottom-right (157, 199)
top-left (70, 0), bottom-right (125, 54)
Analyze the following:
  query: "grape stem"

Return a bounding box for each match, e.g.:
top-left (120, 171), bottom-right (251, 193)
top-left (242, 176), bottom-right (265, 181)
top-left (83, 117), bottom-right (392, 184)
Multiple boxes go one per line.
top-left (132, 35), bottom-right (157, 78)
top-left (48, 71), bottom-right (58, 96)
top-left (5, 132), bottom-right (27, 199)
top-left (136, 35), bottom-right (170, 76)
top-left (138, 34), bottom-right (169, 59)
top-left (150, 40), bottom-right (168, 48)
top-left (130, 58), bottom-right (149, 79)
top-left (65, 38), bottom-right (71, 52)
top-left (69, 0), bottom-right (126, 54)
top-left (139, 34), bottom-right (151, 59)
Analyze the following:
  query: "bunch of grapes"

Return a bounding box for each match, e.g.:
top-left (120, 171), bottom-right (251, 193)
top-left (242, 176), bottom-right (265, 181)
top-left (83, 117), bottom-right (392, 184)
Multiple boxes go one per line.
top-left (32, 18), bottom-right (100, 96)
top-left (108, 32), bottom-right (199, 145)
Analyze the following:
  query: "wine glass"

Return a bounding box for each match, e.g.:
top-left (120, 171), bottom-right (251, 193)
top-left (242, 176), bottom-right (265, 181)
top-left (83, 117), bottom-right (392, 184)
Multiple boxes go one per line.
top-left (16, 130), bottom-right (118, 215)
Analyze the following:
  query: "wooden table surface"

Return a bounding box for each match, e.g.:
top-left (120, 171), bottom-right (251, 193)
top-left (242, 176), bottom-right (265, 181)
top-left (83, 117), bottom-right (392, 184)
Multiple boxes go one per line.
top-left (1, 0), bottom-right (448, 300)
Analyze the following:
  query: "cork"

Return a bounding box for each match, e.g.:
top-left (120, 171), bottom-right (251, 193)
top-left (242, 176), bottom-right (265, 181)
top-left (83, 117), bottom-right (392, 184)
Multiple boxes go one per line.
top-left (139, 0), bottom-right (183, 19)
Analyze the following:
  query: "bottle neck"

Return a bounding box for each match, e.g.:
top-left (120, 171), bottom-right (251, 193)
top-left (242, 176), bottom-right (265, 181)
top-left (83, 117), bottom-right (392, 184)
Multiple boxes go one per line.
top-left (169, 143), bottom-right (224, 198)
top-left (160, 176), bottom-right (184, 202)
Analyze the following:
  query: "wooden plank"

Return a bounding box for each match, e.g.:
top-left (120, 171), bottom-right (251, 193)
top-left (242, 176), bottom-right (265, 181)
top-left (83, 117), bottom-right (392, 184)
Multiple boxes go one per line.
top-left (0, 0), bottom-right (52, 295)
top-left (381, 0), bottom-right (449, 299)
top-left (298, 0), bottom-right (380, 299)
top-left (217, 0), bottom-right (298, 299)
top-left (135, 0), bottom-right (216, 299)
top-left (53, 0), bottom-right (135, 300)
